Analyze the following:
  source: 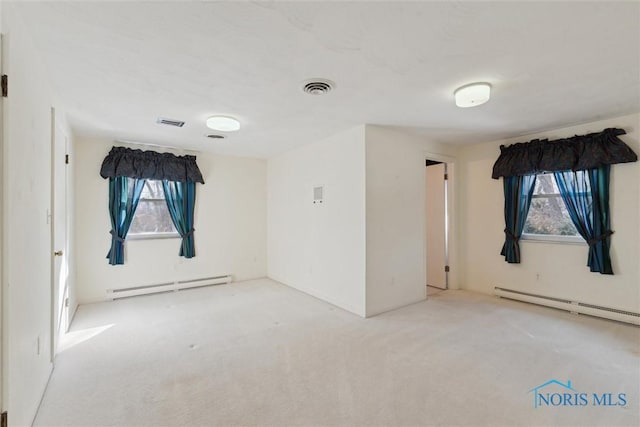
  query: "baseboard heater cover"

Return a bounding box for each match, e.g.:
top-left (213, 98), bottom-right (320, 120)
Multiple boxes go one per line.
top-left (494, 287), bottom-right (639, 326)
top-left (107, 275), bottom-right (233, 300)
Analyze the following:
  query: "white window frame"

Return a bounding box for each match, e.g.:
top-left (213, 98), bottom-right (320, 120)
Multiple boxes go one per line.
top-left (128, 231), bottom-right (179, 240)
top-left (521, 233), bottom-right (585, 245)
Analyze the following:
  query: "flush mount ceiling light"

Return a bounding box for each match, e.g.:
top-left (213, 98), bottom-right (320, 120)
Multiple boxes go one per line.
top-left (454, 82), bottom-right (491, 108)
top-left (206, 115), bottom-right (240, 132)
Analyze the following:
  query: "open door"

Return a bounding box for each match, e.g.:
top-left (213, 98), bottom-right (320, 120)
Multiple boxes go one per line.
top-left (0, 32), bottom-right (6, 423)
top-left (51, 108), bottom-right (69, 359)
top-left (425, 160), bottom-right (448, 291)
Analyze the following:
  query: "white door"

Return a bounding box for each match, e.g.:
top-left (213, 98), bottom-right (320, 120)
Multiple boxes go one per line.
top-left (426, 162), bottom-right (447, 289)
top-left (51, 110), bottom-right (69, 359)
top-left (0, 32), bottom-right (5, 418)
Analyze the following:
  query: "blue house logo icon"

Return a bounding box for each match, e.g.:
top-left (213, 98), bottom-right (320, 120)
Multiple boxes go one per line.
top-left (528, 379), bottom-right (577, 408)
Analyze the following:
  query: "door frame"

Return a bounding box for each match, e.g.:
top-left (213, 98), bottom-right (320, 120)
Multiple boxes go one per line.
top-left (423, 151), bottom-right (457, 290)
top-left (425, 161), bottom-right (448, 290)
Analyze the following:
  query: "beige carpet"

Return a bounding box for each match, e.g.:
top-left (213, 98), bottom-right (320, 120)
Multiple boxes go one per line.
top-left (427, 285), bottom-right (446, 296)
top-left (34, 278), bottom-right (639, 426)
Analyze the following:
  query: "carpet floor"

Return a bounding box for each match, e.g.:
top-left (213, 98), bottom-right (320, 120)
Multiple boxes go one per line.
top-left (34, 278), bottom-right (639, 426)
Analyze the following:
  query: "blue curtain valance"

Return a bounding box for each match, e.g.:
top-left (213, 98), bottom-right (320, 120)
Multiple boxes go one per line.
top-left (491, 128), bottom-right (637, 179)
top-left (100, 146), bottom-right (205, 184)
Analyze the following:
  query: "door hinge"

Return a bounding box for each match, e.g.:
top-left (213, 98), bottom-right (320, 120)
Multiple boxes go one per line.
top-left (444, 265), bottom-right (450, 272)
top-left (444, 173), bottom-right (448, 180)
top-left (1, 411), bottom-right (7, 427)
top-left (65, 297), bottom-right (69, 308)
top-left (65, 154), bottom-right (69, 164)
top-left (1, 75), bottom-right (7, 97)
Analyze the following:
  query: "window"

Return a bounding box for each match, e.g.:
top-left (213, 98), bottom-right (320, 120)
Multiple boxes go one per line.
top-left (523, 173), bottom-right (584, 243)
top-left (129, 180), bottom-right (178, 238)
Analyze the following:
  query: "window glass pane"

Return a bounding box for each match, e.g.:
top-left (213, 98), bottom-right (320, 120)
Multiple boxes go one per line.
top-left (524, 173), bottom-right (580, 237)
top-left (139, 180), bottom-right (165, 199)
top-left (534, 173), bottom-right (560, 195)
top-left (524, 195), bottom-right (579, 236)
top-left (129, 180), bottom-right (177, 234)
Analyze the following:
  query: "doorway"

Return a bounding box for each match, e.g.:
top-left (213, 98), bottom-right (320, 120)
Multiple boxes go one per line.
top-left (425, 159), bottom-right (449, 294)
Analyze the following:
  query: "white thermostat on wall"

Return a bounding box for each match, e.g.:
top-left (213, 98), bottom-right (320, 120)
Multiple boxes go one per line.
top-left (313, 186), bottom-right (324, 204)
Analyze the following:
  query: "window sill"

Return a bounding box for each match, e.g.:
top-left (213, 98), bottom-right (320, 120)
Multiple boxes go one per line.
top-left (128, 232), bottom-right (180, 241)
top-left (521, 234), bottom-right (586, 245)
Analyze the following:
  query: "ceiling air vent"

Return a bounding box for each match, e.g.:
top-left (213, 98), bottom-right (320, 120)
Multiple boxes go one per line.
top-left (207, 134), bottom-right (226, 140)
top-left (302, 79), bottom-right (334, 95)
top-left (156, 117), bottom-right (185, 127)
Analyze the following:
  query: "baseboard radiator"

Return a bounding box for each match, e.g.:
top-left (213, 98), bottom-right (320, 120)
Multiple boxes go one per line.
top-left (494, 287), bottom-right (639, 326)
top-left (107, 275), bottom-right (233, 300)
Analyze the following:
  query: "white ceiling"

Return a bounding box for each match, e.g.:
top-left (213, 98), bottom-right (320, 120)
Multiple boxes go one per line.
top-left (13, 1), bottom-right (640, 158)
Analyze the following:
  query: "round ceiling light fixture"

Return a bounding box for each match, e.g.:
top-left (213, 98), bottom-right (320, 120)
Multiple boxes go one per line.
top-left (206, 115), bottom-right (241, 132)
top-left (454, 82), bottom-right (491, 108)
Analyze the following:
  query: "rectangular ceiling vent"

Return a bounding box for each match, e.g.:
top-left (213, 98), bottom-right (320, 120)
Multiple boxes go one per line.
top-left (156, 117), bottom-right (185, 127)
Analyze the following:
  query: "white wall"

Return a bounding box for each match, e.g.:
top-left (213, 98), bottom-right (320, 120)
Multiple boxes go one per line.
top-left (1, 3), bottom-right (71, 425)
top-left (75, 138), bottom-right (267, 303)
top-left (458, 113), bottom-right (640, 312)
top-left (267, 126), bottom-right (367, 316)
top-left (364, 125), bottom-right (459, 316)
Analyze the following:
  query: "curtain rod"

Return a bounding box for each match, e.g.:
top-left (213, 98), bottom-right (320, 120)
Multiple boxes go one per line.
top-left (115, 139), bottom-right (200, 154)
